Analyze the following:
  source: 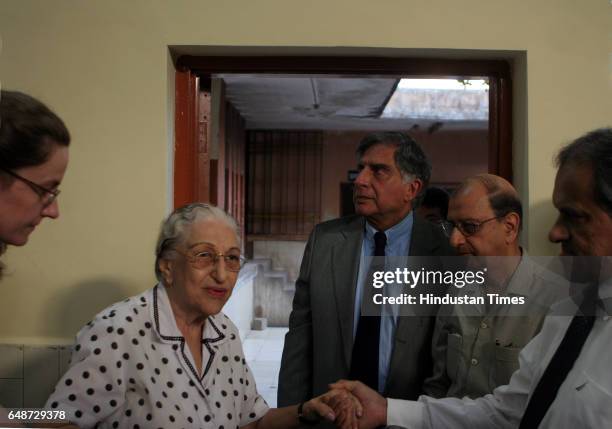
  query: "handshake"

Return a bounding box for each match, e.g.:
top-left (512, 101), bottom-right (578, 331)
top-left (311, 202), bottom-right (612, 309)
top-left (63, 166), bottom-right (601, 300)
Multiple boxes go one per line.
top-left (299, 380), bottom-right (387, 429)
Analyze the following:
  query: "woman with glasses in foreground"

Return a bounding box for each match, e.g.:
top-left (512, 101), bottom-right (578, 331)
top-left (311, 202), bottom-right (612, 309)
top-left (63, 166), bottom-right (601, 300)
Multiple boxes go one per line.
top-left (0, 90), bottom-right (70, 279)
top-left (47, 203), bottom-right (359, 429)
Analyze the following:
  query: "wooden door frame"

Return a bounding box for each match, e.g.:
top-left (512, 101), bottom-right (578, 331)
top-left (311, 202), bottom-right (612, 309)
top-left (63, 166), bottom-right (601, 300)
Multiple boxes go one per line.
top-left (173, 55), bottom-right (512, 208)
top-left (173, 68), bottom-right (199, 208)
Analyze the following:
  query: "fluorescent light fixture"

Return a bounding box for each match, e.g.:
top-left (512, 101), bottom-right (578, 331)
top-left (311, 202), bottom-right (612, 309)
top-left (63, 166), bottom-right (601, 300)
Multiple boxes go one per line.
top-left (397, 78), bottom-right (489, 91)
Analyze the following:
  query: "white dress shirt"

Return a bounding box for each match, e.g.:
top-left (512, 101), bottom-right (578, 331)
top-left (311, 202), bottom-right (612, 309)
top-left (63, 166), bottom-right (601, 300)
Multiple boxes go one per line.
top-left (46, 284), bottom-right (268, 428)
top-left (388, 293), bottom-right (612, 428)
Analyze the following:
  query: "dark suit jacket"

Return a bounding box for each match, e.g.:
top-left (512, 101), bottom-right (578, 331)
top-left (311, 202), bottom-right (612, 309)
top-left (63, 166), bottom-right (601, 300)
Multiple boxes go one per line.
top-left (278, 213), bottom-right (455, 408)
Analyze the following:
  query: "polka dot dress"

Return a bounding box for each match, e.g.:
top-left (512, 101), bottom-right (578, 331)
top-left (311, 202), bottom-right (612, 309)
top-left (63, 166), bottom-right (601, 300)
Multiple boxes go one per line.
top-left (46, 284), bottom-right (268, 428)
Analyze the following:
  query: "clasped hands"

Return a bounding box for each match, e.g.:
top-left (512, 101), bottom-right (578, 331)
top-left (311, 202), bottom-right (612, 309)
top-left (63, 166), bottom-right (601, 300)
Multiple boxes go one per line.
top-left (301, 380), bottom-right (386, 429)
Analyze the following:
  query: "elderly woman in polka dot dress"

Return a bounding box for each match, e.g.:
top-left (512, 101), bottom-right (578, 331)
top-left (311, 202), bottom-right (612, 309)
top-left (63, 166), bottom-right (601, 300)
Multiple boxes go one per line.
top-left (46, 203), bottom-right (359, 429)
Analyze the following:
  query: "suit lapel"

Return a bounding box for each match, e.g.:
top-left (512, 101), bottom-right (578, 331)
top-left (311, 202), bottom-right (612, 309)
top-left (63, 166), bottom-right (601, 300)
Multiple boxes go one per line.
top-left (331, 216), bottom-right (364, 369)
top-left (394, 217), bottom-right (436, 348)
top-left (408, 215), bottom-right (434, 256)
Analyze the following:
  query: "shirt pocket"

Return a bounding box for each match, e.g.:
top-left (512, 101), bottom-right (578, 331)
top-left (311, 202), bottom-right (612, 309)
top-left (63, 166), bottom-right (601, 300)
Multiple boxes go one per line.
top-left (569, 371), bottom-right (612, 427)
top-left (493, 345), bottom-right (521, 387)
top-left (446, 333), bottom-right (463, 381)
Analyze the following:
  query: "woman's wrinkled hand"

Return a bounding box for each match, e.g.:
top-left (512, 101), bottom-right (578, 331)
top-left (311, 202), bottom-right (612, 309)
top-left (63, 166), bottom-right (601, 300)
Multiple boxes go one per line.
top-left (320, 388), bottom-right (363, 429)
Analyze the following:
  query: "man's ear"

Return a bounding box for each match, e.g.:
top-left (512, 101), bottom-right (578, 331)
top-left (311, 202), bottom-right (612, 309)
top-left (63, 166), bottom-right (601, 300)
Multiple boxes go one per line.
top-left (158, 258), bottom-right (174, 286)
top-left (503, 212), bottom-right (520, 243)
top-left (405, 178), bottom-right (424, 203)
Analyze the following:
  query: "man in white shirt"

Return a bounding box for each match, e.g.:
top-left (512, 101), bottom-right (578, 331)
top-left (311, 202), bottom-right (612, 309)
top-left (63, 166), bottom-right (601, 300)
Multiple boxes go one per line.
top-left (331, 127), bottom-right (612, 429)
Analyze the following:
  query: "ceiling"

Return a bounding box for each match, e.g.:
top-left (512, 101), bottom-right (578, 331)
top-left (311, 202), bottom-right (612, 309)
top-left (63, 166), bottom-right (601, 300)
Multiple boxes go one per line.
top-left (217, 74), bottom-right (488, 132)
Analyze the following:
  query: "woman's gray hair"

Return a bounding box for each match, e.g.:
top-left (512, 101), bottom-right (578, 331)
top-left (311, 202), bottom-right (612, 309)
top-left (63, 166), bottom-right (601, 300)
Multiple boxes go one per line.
top-left (154, 203), bottom-right (240, 282)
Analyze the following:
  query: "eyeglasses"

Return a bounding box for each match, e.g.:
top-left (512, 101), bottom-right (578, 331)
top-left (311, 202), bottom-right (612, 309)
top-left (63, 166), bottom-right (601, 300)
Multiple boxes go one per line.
top-left (441, 216), bottom-right (501, 237)
top-left (174, 245), bottom-right (246, 272)
top-left (0, 166), bottom-right (60, 207)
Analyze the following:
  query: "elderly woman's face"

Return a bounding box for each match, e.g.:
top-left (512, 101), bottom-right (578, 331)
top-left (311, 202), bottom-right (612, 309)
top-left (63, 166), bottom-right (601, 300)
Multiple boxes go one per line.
top-left (163, 218), bottom-right (240, 318)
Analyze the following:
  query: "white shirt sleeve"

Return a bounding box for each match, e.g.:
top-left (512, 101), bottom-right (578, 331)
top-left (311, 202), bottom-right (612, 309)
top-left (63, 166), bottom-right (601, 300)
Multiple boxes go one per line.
top-left (387, 398), bottom-right (425, 428)
top-left (386, 315), bottom-right (552, 429)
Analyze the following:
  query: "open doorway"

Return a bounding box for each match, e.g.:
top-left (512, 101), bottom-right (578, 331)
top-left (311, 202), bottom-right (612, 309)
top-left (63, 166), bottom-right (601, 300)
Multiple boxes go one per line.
top-left (172, 54), bottom-right (512, 406)
top-left (173, 55), bottom-right (512, 210)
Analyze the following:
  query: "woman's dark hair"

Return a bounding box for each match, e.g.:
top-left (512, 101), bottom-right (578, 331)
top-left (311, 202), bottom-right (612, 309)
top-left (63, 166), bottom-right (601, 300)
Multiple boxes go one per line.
top-left (0, 90), bottom-right (70, 170)
top-left (0, 90), bottom-right (70, 279)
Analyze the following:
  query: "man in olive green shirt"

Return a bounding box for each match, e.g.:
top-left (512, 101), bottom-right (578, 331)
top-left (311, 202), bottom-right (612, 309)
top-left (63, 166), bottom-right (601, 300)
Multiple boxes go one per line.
top-left (423, 174), bottom-right (565, 398)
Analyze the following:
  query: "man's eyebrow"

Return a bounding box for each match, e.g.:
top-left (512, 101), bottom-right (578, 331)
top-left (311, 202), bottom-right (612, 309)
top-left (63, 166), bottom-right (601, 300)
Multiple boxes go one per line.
top-left (452, 218), bottom-right (479, 223)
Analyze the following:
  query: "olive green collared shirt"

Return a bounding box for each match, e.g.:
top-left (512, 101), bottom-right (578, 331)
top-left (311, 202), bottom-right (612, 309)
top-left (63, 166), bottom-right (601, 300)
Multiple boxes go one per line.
top-left (423, 254), bottom-right (568, 399)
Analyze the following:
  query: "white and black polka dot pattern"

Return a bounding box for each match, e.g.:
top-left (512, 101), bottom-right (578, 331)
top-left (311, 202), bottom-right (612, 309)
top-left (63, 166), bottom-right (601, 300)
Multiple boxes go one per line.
top-left (45, 284), bottom-right (268, 428)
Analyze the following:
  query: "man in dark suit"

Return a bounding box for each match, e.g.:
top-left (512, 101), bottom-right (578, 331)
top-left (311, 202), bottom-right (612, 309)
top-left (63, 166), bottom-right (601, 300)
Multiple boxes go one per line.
top-left (278, 132), bottom-right (454, 413)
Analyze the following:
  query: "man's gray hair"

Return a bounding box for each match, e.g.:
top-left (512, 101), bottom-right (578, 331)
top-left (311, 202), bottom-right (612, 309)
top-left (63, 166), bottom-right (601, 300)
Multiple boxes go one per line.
top-left (154, 203), bottom-right (240, 282)
top-left (356, 131), bottom-right (431, 188)
top-left (556, 127), bottom-right (612, 215)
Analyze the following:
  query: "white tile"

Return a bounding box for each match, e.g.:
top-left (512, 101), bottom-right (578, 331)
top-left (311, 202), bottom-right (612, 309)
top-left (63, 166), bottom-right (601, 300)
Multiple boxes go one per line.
top-left (266, 341), bottom-right (285, 352)
top-left (246, 330), bottom-right (269, 339)
top-left (242, 342), bottom-right (264, 360)
top-left (257, 348), bottom-right (284, 361)
top-left (0, 345), bottom-right (23, 379)
top-left (243, 327), bottom-right (287, 410)
top-left (23, 346), bottom-right (60, 408)
top-left (258, 387), bottom-right (278, 408)
top-left (0, 379), bottom-right (23, 407)
top-left (267, 328), bottom-right (289, 339)
top-left (249, 361), bottom-right (281, 384)
top-left (237, 328), bottom-right (250, 342)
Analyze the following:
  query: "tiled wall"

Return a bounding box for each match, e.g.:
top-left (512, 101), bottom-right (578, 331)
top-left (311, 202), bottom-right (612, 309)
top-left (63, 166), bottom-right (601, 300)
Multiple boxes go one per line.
top-left (0, 345), bottom-right (72, 407)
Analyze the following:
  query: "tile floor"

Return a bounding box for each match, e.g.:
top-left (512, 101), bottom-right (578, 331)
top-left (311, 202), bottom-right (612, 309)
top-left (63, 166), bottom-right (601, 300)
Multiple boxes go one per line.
top-left (242, 327), bottom-right (288, 408)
